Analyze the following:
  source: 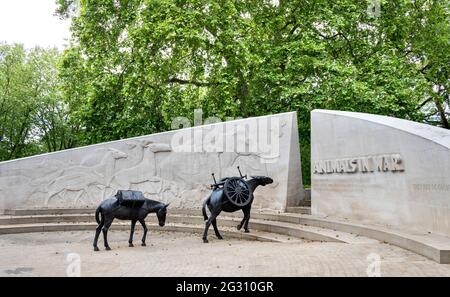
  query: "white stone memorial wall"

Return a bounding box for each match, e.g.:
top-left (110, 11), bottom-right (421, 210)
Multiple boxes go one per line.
top-left (311, 109), bottom-right (450, 237)
top-left (0, 112), bottom-right (303, 212)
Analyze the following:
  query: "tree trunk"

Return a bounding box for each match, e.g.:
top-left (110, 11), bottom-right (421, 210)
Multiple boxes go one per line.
top-left (434, 98), bottom-right (450, 129)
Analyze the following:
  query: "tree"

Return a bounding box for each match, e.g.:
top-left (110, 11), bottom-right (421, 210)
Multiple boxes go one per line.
top-left (0, 43), bottom-right (76, 161)
top-left (56, 0), bottom-right (449, 184)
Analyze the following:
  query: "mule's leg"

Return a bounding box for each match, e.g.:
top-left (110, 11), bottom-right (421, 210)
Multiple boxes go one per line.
top-left (202, 211), bottom-right (220, 243)
top-left (102, 218), bottom-right (114, 250)
top-left (237, 209), bottom-right (247, 231)
top-left (202, 217), bottom-right (212, 243)
top-left (128, 220), bottom-right (137, 247)
top-left (212, 218), bottom-right (223, 240)
top-left (93, 214), bottom-right (105, 251)
top-left (243, 207), bottom-right (251, 233)
top-left (139, 219), bottom-right (148, 246)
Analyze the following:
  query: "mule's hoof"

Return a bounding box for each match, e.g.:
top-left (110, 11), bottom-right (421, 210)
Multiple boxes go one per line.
top-left (105, 246), bottom-right (111, 251)
top-left (129, 243), bottom-right (134, 247)
top-left (244, 230), bottom-right (250, 233)
top-left (94, 246), bottom-right (99, 252)
top-left (203, 239), bottom-right (209, 243)
top-left (141, 242), bottom-right (146, 247)
top-left (237, 225), bottom-right (242, 230)
top-left (217, 236), bottom-right (223, 240)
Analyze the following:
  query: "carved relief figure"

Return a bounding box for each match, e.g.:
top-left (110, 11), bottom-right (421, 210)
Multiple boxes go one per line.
top-left (43, 148), bottom-right (128, 206)
top-left (109, 142), bottom-right (171, 192)
top-left (1, 158), bottom-right (68, 207)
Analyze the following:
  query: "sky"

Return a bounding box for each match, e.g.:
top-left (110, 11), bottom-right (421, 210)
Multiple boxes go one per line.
top-left (0, 0), bottom-right (71, 49)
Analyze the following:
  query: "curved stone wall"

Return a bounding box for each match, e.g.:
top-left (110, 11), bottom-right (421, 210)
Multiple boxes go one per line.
top-left (311, 109), bottom-right (450, 237)
top-left (0, 112), bottom-right (303, 212)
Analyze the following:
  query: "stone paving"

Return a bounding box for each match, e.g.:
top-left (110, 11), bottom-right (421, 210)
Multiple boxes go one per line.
top-left (1, 230), bottom-right (450, 277)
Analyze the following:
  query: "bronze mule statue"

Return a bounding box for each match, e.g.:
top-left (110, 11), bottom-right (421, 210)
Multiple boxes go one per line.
top-left (202, 167), bottom-right (273, 243)
top-left (93, 190), bottom-right (169, 251)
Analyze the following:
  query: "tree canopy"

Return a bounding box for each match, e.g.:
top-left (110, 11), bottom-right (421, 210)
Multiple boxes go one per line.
top-left (1, 0), bottom-right (449, 185)
top-left (0, 44), bottom-right (78, 161)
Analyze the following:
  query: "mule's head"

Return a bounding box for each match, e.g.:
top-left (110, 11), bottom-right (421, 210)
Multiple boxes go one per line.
top-left (157, 203), bottom-right (169, 227)
top-left (250, 176), bottom-right (273, 186)
top-left (108, 148), bottom-right (128, 160)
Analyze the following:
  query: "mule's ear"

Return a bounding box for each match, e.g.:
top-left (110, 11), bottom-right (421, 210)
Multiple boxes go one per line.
top-left (164, 203), bottom-right (170, 208)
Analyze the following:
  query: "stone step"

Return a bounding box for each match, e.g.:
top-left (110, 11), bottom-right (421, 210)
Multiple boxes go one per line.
top-left (4, 208), bottom-right (450, 263)
top-left (251, 213), bottom-right (450, 263)
top-left (285, 207), bottom-right (311, 214)
top-left (3, 207), bottom-right (305, 217)
top-left (0, 209), bottom-right (299, 225)
top-left (277, 213), bottom-right (450, 264)
top-left (243, 211), bottom-right (450, 263)
top-left (3, 208), bottom-right (205, 216)
top-left (3, 208), bottom-right (95, 216)
top-left (2, 207), bottom-right (286, 217)
top-left (0, 212), bottom-right (370, 244)
top-left (0, 221), bottom-right (304, 244)
top-left (301, 189), bottom-right (311, 207)
top-left (171, 215), bottom-right (353, 243)
top-left (0, 214), bottom-right (95, 225)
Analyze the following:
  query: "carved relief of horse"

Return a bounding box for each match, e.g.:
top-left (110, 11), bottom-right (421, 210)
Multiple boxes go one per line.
top-left (43, 148), bottom-right (128, 206)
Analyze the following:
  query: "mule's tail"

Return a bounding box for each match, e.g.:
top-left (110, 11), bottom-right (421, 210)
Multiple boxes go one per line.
top-left (202, 197), bottom-right (210, 221)
top-left (95, 206), bottom-right (101, 224)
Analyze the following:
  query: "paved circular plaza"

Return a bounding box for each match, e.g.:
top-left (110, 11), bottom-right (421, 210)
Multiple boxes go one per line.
top-left (1, 230), bottom-right (450, 277)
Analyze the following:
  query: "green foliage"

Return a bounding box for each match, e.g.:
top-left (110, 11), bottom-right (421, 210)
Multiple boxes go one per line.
top-left (3, 0), bottom-right (449, 187)
top-left (56, 0), bottom-right (449, 185)
top-left (0, 44), bottom-right (76, 161)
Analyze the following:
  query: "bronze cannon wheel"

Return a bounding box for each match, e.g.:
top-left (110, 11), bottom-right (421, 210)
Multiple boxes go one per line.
top-left (223, 177), bottom-right (253, 207)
